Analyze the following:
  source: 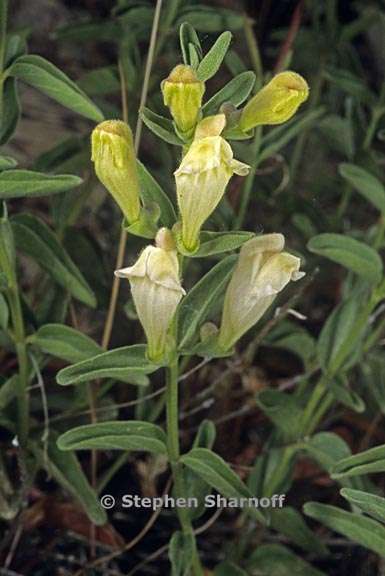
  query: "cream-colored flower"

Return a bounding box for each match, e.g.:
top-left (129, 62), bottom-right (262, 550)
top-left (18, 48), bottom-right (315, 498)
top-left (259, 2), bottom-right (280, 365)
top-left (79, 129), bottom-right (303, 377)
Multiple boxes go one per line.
top-left (162, 64), bottom-right (205, 139)
top-left (218, 234), bottom-right (304, 350)
top-left (115, 230), bottom-right (185, 361)
top-left (239, 72), bottom-right (309, 131)
top-left (174, 114), bottom-right (249, 252)
top-left (91, 120), bottom-right (140, 224)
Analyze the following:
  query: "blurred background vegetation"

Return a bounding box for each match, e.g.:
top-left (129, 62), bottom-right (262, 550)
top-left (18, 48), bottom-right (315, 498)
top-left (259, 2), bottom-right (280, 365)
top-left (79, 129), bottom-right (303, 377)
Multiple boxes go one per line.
top-left (1, 0), bottom-right (385, 574)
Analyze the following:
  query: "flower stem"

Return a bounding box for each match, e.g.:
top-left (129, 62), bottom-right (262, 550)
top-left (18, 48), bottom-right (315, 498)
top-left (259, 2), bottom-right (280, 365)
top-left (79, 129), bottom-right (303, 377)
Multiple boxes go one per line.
top-left (166, 355), bottom-right (204, 576)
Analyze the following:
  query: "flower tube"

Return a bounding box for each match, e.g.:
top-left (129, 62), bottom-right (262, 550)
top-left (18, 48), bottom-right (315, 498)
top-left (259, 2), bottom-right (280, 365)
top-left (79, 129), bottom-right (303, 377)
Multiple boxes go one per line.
top-left (218, 233), bottom-right (304, 350)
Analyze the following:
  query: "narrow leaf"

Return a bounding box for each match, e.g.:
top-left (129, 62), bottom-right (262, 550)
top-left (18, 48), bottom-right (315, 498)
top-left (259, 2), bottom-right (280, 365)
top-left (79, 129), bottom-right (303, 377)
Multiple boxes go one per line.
top-left (178, 255), bottom-right (236, 349)
top-left (31, 437), bottom-right (107, 526)
top-left (202, 71), bottom-right (256, 116)
top-left (169, 531), bottom-right (194, 576)
top-left (11, 214), bottom-right (96, 307)
top-left (137, 160), bottom-right (176, 227)
top-left (197, 31), bottom-right (232, 82)
top-left (339, 163), bottom-right (385, 214)
top-left (304, 502), bottom-right (385, 558)
top-left (308, 233), bottom-right (383, 284)
top-left (181, 448), bottom-right (266, 524)
top-left (58, 421), bottom-right (167, 454)
top-left (141, 107), bottom-right (184, 145)
top-left (341, 488), bottom-right (385, 524)
top-left (192, 231), bottom-right (253, 258)
top-left (32, 323), bottom-right (102, 363)
top-left (332, 444), bottom-right (385, 479)
top-left (9, 54), bottom-right (104, 121)
top-left (0, 170), bottom-right (82, 199)
top-left (56, 344), bottom-right (162, 386)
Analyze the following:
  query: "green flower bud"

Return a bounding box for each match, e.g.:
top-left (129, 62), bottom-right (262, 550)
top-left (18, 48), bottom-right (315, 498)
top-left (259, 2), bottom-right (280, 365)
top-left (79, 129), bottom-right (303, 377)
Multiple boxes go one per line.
top-left (115, 237), bottom-right (185, 361)
top-left (162, 64), bottom-right (205, 139)
top-left (239, 72), bottom-right (309, 131)
top-left (218, 234), bottom-right (304, 351)
top-left (91, 120), bottom-right (141, 224)
top-left (174, 114), bottom-right (249, 252)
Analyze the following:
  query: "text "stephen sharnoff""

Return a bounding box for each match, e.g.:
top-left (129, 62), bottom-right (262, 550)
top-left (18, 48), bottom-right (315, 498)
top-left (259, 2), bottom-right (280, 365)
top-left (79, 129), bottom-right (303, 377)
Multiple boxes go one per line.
top-left (100, 494), bottom-right (286, 511)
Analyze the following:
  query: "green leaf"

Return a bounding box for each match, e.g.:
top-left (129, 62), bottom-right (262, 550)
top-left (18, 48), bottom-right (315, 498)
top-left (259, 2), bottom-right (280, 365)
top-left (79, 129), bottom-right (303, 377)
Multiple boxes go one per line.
top-left (317, 298), bottom-right (360, 373)
top-left (56, 344), bottom-right (162, 386)
top-left (57, 421), bottom-right (167, 454)
top-left (178, 255), bottom-right (236, 350)
top-left (31, 323), bottom-right (102, 363)
top-left (0, 293), bottom-right (8, 330)
top-left (31, 437), bottom-right (107, 525)
top-left (0, 156), bottom-right (17, 171)
top-left (191, 231), bottom-right (253, 258)
top-left (202, 71), bottom-right (255, 116)
top-left (339, 163), bottom-right (385, 214)
top-left (246, 543), bottom-right (326, 576)
top-left (9, 54), bottom-right (104, 121)
top-left (137, 161), bottom-right (176, 228)
top-left (180, 448), bottom-right (266, 524)
top-left (270, 507), bottom-right (328, 555)
top-left (141, 107), bottom-right (184, 145)
top-left (256, 390), bottom-right (303, 440)
top-left (331, 444), bottom-right (385, 479)
top-left (0, 79), bottom-right (20, 145)
top-left (304, 502), bottom-right (385, 558)
top-left (307, 233), bottom-right (383, 284)
top-left (169, 531), bottom-right (194, 576)
top-left (192, 419), bottom-right (216, 449)
top-left (197, 31), bottom-right (232, 82)
top-left (11, 214), bottom-right (96, 307)
top-left (186, 420), bottom-right (216, 520)
top-left (301, 432), bottom-right (352, 474)
top-left (0, 170), bottom-right (82, 199)
top-left (341, 488), bottom-right (385, 524)
top-left (179, 22), bottom-right (202, 66)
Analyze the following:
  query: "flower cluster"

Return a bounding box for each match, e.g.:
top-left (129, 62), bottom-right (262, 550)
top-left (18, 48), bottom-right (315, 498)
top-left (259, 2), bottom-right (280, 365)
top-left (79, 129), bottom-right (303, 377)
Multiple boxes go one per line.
top-left (91, 67), bottom-right (308, 360)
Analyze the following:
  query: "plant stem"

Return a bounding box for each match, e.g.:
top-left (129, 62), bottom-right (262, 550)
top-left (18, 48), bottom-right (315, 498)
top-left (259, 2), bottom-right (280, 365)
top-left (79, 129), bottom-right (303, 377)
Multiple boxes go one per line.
top-left (244, 14), bottom-right (263, 88)
top-left (101, 0), bottom-right (163, 351)
top-left (300, 376), bottom-right (328, 435)
top-left (166, 355), bottom-right (204, 576)
top-left (8, 286), bottom-right (29, 448)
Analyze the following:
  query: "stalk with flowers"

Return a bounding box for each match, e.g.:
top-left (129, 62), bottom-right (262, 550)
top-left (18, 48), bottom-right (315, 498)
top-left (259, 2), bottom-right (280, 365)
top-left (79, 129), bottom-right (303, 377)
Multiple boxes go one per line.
top-left (56, 26), bottom-right (308, 574)
top-left (2, 3), bottom-right (385, 573)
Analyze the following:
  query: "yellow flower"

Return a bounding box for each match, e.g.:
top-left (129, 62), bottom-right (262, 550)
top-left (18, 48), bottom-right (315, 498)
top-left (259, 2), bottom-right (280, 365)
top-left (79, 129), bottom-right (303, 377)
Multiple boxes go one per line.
top-left (218, 234), bottom-right (304, 350)
top-left (91, 120), bottom-right (141, 224)
top-left (174, 114), bottom-right (249, 252)
top-left (239, 72), bottom-right (309, 131)
top-left (115, 229), bottom-right (185, 361)
top-left (162, 64), bottom-right (205, 139)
